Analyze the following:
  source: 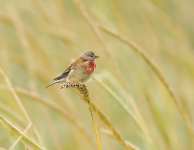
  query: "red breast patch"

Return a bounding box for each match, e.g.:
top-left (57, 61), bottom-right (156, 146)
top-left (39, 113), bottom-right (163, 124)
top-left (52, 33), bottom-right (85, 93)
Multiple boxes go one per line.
top-left (86, 61), bottom-right (96, 74)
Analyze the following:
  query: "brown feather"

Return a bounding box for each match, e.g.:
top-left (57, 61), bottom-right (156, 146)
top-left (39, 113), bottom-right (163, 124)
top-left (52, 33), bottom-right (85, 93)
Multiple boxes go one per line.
top-left (53, 58), bottom-right (87, 81)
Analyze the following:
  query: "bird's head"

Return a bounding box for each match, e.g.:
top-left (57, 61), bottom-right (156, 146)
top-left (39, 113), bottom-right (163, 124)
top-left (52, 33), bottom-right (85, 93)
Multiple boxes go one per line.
top-left (79, 50), bottom-right (99, 61)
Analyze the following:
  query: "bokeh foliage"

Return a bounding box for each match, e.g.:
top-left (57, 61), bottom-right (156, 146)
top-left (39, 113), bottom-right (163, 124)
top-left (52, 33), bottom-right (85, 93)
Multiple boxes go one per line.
top-left (0, 0), bottom-right (194, 150)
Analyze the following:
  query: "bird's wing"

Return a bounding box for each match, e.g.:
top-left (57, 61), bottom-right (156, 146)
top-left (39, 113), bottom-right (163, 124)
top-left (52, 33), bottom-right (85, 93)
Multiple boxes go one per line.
top-left (53, 58), bottom-right (87, 81)
top-left (53, 70), bottom-right (70, 81)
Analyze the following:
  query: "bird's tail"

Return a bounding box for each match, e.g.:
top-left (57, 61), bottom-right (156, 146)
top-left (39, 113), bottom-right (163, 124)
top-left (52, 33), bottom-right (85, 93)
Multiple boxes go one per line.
top-left (45, 80), bottom-right (61, 88)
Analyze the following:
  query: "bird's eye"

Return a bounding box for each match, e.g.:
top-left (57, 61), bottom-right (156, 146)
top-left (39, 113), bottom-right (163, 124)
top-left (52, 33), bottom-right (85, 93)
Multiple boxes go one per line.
top-left (90, 54), bottom-right (93, 57)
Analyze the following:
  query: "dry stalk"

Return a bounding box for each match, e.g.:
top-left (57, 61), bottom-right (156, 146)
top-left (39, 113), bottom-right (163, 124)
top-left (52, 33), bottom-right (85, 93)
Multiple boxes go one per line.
top-left (0, 67), bottom-right (45, 149)
top-left (96, 101), bottom-right (102, 150)
top-left (0, 85), bottom-right (135, 150)
top-left (97, 24), bottom-right (194, 139)
top-left (63, 82), bottom-right (135, 150)
top-left (61, 80), bottom-right (101, 150)
top-left (67, 1), bottom-right (155, 148)
top-left (101, 129), bottom-right (140, 150)
top-left (25, 146), bottom-right (30, 150)
top-left (0, 85), bottom-right (96, 149)
top-left (9, 123), bottom-right (32, 150)
top-left (0, 115), bottom-right (42, 150)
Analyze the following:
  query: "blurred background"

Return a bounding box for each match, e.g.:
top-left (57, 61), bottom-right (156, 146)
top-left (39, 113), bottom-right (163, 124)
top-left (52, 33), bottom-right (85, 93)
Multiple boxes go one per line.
top-left (0, 0), bottom-right (194, 150)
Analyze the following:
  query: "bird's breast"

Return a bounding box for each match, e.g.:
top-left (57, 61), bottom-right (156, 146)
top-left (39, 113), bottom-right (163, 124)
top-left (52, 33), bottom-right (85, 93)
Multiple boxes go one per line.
top-left (85, 61), bottom-right (96, 74)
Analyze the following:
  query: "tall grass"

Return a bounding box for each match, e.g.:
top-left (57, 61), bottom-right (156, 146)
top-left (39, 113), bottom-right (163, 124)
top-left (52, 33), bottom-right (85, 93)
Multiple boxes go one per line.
top-left (0, 0), bottom-right (194, 150)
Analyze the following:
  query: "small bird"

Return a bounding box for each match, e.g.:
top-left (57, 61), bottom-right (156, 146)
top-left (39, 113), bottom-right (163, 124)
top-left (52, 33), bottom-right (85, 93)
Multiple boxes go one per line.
top-left (45, 50), bottom-right (99, 88)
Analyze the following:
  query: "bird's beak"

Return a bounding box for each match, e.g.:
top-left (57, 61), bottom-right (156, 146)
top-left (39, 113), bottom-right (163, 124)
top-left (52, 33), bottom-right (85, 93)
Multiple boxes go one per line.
top-left (94, 55), bottom-right (99, 59)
